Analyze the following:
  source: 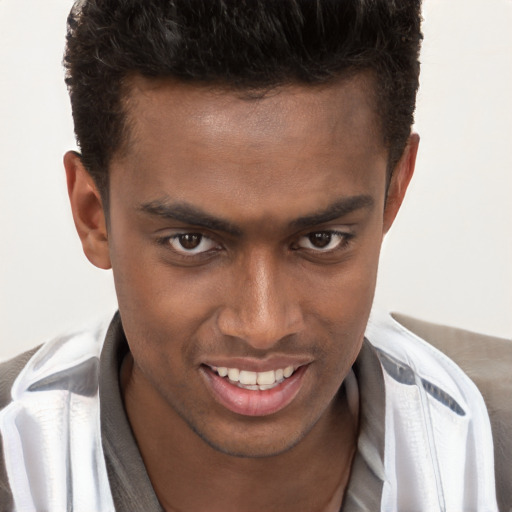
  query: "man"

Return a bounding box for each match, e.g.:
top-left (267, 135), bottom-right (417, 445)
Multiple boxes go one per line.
top-left (0, 1), bottom-right (499, 511)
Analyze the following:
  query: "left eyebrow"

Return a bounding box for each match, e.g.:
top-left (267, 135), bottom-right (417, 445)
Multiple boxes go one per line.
top-left (289, 195), bottom-right (375, 230)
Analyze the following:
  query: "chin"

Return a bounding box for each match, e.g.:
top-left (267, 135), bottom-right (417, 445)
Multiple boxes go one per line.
top-left (192, 421), bottom-right (309, 459)
top-left (202, 436), bottom-right (303, 459)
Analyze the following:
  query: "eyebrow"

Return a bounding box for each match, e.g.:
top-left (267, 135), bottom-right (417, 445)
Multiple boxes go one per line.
top-left (289, 195), bottom-right (375, 230)
top-left (139, 200), bottom-right (242, 236)
top-left (139, 194), bottom-right (374, 235)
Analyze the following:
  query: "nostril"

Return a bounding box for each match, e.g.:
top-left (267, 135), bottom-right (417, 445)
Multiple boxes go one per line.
top-left (216, 305), bottom-right (304, 349)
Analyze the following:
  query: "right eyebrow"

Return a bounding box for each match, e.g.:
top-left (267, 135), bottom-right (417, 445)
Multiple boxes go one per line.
top-left (138, 200), bottom-right (243, 236)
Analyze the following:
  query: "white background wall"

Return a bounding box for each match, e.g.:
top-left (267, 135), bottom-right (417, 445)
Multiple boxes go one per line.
top-left (1, 0), bottom-right (511, 360)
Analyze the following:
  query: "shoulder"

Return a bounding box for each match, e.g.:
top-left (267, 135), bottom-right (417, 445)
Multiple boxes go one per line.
top-left (0, 346), bottom-right (41, 411)
top-left (390, 312), bottom-right (512, 427)
top-left (390, 313), bottom-right (512, 407)
top-left (0, 317), bottom-right (113, 412)
top-left (0, 320), bottom-right (113, 511)
top-left (0, 345), bottom-right (41, 509)
top-left (366, 311), bottom-right (507, 511)
top-left (365, 310), bottom-right (499, 510)
top-left (365, 310), bottom-right (490, 413)
top-left (391, 312), bottom-right (512, 512)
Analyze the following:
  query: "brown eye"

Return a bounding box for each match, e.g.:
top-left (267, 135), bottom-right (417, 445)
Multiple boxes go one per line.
top-left (167, 233), bottom-right (218, 255)
top-left (308, 232), bottom-right (332, 248)
top-left (178, 233), bottom-right (202, 250)
top-left (296, 231), bottom-right (348, 252)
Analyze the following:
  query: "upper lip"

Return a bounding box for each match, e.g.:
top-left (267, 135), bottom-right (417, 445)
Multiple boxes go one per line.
top-left (202, 356), bottom-right (313, 373)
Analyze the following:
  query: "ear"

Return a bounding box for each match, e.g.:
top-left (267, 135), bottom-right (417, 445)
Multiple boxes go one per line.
top-left (382, 133), bottom-right (419, 233)
top-left (64, 151), bottom-right (111, 269)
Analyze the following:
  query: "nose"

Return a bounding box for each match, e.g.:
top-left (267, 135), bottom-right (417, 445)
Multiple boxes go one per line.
top-left (217, 249), bottom-right (305, 350)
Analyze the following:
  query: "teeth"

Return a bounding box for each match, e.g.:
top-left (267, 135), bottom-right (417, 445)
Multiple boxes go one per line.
top-left (239, 370), bottom-right (257, 385)
top-left (227, 368), bottom-right (239, 381)
top-left (212, 364), bottom-right (298, 390)
top-left (257, 370), bottom-right (275, 385)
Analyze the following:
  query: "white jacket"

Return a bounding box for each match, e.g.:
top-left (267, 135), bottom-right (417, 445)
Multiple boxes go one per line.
top-left (0, 312), bottom-right (498, 511)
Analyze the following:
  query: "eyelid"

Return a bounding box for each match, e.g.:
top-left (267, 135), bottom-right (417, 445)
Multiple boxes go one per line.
top-left (294, 228), bottom-right (354, 253)
top-left (156, 230), bottom-right (222, 256)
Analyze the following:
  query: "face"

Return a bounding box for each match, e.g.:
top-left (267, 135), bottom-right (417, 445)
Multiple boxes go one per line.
top-left (67, 74), bottom-right (416, 458)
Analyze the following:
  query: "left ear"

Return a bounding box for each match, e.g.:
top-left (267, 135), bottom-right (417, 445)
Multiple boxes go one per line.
top-left (383, 133), bottom-right (419, 233)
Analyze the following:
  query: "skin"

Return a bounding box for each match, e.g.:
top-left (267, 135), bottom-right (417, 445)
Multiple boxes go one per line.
top-left (65, 73), bottom-right (418, 511)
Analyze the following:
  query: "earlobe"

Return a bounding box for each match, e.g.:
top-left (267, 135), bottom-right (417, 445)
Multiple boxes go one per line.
top-left (383, 133), bottom-right (419, 233)
top-left (64, 151), bottom-right (112, 270)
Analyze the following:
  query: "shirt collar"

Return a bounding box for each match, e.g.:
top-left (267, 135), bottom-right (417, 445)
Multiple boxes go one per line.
top-left (341, 338), bottom-right (386, 511)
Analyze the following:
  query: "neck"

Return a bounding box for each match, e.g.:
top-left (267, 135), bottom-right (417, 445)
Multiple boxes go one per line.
top-left (122, 354), bottom-right (358, 512)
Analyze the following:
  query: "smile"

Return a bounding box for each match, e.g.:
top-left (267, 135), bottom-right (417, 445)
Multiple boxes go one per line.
top-left (202, 363), bottom-right (308, 417)
top-left (209, 365), bottom-right (296, 391)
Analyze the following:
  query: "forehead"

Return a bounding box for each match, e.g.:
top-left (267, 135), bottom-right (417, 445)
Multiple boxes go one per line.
top-left (122, 73), bottom-right (382, 149)
top-left (111, 74), bottom-right (387, 222)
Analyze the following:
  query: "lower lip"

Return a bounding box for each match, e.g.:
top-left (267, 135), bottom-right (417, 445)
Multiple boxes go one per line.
top-left (201, 365), bottom-right (308, 417)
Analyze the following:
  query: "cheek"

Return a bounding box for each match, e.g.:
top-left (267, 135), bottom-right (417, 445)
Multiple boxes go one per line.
top-left (300, 239), bottom-right (381, 361)
top-left (109, 239), bottom-right (227, 368)
top-left (303, 244), bottom-right (380, 319)
top-left (109, 223), bottom-right (213, 317)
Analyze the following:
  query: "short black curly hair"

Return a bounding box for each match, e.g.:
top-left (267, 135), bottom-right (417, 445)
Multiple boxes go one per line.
top-left (64, 0), bottom-right (422, 196)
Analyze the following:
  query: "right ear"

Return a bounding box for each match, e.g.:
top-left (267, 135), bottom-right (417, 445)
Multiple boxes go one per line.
top-left (64, 151), bottom-right (111, 269)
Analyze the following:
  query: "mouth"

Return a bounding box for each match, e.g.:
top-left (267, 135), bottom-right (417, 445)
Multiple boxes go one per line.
top-left (201, 362), bottom-right (308, 417)
top-left (208, 364), bottom-right (297, 390)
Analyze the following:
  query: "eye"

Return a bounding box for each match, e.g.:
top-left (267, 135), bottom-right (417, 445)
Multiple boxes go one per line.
top-left (167, 233), bottom-right (219, 255)
top-left (296, 231), bottom-right (349, 252)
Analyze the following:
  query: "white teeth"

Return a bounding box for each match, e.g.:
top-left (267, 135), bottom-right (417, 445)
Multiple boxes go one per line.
top-left (239, 370), bottom-right (257, 385)
top-left (227, 368), bottom-right (240, 381)
top-left (212, 364), bottom-right (298, 389)
top-left (283, 366), bottom-right (294, 378)
top-left (257, 370), bottom-right (275, 385)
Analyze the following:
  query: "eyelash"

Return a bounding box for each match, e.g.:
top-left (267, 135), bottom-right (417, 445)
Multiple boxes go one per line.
top-left (292, 230), bottom-right (354, 253)
top-left (156, 232), bottom-right (221, 257)
top-left (155, 229), bottom-right (354, 259)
